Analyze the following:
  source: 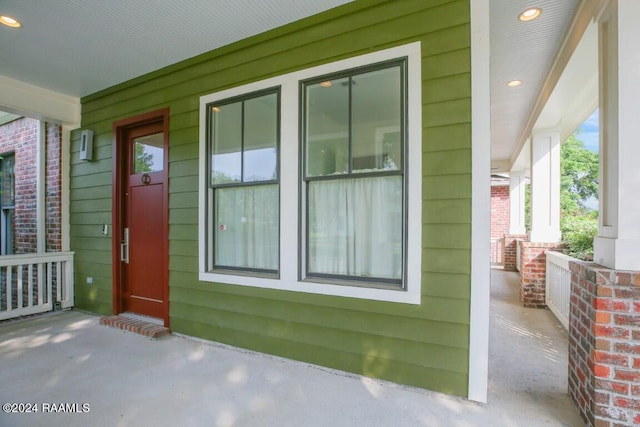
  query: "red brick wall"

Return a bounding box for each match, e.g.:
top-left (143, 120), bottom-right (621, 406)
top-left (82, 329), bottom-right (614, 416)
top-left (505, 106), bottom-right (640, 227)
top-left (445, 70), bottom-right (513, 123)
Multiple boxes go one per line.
top-left (0, 117), bottom-right (62, 254)
top-left (491, 185), bottom-right (509, 263)
top-left (569, 262), bottom-right (640, 427)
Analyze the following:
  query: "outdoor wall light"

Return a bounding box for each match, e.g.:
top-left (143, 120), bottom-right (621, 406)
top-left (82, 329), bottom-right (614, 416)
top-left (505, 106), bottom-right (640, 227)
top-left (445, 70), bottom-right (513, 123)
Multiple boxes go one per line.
top-left (80, 130), bottom-right (94, 161)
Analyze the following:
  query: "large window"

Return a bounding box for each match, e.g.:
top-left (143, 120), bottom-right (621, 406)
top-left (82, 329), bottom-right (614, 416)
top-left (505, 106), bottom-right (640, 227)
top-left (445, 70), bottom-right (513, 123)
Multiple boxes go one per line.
top-left (0, 154), bottom-right (15, 255)
top-left (205, 89), bottom-right (280, 273)
top-left (302, 61), bottom-right (406, 285)
top-left (199, 42), bottom-right (422, 304)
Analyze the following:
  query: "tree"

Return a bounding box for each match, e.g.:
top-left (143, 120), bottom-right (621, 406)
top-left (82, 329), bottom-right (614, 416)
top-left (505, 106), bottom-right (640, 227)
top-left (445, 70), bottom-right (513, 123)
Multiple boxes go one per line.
top-left (560, 134), bottom-right (599, 260)
top-left (134, 143), bottom-right (154, 173)
top-left (560, 134), bottom-right (599, 213)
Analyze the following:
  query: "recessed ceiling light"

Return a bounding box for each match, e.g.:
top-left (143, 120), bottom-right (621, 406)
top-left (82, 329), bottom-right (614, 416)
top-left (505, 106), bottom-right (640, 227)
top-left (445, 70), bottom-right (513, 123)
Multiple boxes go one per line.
top-left (0, 15), bottom-right (21, 28)
top-left (518, 7), bottom-right (542, 22)
top-left (320, 81), bottom-right (333, 88)
top-left (212, 106), bottom-right (221, 113)
top-left (507, 80), bottom-right (523, 87)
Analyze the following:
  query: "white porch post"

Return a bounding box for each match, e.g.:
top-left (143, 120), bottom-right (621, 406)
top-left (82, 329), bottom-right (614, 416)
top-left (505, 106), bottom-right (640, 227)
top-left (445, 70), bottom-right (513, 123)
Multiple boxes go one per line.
top-left (529, 130), bottom-right (561, 243)
top-left (593, 0), bottom-right (640, 270)
top-left (508, 170), bottom-right (527, 235)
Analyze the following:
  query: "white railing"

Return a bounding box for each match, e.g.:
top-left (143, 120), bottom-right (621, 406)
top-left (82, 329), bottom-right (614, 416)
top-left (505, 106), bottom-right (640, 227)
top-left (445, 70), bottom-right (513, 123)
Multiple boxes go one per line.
top-left (545, 250), bottom-right (575, 330)
top-left (0, 252), bottom-right (74, 321)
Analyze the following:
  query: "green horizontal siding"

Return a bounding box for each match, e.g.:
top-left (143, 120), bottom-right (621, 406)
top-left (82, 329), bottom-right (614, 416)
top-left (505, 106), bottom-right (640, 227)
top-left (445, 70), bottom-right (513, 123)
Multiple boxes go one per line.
top-left (424, 123), bottom-right (472, 152)
top-left (423, 174), bottom-right (472, 200)
top-left (70, 0), bottom-right (473, 397)
top-left (422, 248), bottom-right (471, 275)
top-left (423, 149), bottom-right (471, 176)
top-left (422, 272), bottom-right (471, 299)
top-left (423, 199), bottom-right (471, 224)
top-left (69, 185), bottom-right (112, 201)
top-left (169, 192), bottom-right (198, 209)
top-left (423, 224), bottom-right (471, 249)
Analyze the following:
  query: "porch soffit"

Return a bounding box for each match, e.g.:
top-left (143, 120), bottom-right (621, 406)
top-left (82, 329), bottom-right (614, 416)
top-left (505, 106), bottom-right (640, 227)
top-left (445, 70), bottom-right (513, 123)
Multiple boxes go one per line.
top-left (491, 0), bottom-right (600, 173)
top-left (0, 0), bottom-right (597, 167)
top-left (0, 0), bottom-right (353, 97)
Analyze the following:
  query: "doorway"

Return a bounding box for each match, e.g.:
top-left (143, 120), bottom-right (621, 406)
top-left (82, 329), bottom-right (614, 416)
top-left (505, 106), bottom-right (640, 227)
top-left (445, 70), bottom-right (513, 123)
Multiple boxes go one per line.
top-left (112, 109), bottom-right (169, 326)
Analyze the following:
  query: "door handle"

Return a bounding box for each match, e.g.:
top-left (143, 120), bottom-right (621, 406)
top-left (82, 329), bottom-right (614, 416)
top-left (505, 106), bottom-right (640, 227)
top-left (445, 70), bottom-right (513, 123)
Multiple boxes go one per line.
top-left (121, 228), bottom-right (129, 263)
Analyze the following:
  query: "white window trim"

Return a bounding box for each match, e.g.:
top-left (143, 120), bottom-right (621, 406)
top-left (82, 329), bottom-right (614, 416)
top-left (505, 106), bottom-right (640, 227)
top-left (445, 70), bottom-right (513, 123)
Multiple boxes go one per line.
top-left (199, 42), bottom-right (422, 304)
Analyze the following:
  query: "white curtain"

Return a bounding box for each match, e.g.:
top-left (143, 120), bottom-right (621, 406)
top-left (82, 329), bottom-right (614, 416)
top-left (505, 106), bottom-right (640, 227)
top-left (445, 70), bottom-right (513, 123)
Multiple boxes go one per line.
top-left (215, 184), bottom-right (278, 270)
top-left (308, 176), bottom-right (402, 280)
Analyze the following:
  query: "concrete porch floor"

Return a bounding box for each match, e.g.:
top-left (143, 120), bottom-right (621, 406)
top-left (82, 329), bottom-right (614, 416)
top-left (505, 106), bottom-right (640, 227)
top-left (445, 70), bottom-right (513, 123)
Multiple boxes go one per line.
top-left (0, 269), bottom-right (583, 427)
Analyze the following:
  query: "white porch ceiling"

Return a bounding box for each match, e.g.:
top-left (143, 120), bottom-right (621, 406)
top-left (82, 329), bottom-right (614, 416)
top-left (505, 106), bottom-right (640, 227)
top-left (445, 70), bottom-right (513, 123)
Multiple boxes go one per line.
top-left (490, 0), bottom-right (579, 160)
top-left (0, 0), bottom-right (598, 169)
top-left (490, 0), bottom-right (600, 174)
top-left (0, 0), bottom-right (353, 97)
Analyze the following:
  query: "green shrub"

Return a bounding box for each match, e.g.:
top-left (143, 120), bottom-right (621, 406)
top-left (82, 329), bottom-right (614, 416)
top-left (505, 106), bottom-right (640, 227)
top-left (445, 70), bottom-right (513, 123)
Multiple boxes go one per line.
top-left (561, 212), bottom-right (598, 260)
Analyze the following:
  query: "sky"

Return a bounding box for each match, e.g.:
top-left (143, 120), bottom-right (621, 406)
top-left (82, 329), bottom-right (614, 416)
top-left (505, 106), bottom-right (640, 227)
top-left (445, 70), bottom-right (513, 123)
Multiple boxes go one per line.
top-left (574, 109), bottom-right (599, 153)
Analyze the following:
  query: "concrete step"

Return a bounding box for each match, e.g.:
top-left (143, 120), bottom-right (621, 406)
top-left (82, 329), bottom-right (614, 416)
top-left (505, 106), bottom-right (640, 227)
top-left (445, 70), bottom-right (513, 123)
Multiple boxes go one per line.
top-left (99, 315), bottom-right (170, 339)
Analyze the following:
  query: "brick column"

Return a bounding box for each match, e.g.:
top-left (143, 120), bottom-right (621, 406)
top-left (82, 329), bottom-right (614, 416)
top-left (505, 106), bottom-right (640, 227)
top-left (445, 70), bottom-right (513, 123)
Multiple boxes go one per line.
top-left (569, 262), bottom-right (640, 427)
top-left (490, 185), bottom-right (509, 265)
top-left (46, 123), bottom-right (62, 252)
top-left (503, 234), bottom-right (527, 271)
top-left (518, 242), bottom-right (563, 308)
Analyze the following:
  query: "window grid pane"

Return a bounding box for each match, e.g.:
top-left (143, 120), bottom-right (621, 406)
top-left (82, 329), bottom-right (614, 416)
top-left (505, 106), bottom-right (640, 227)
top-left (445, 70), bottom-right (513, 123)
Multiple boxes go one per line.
top-left (351, 66), bottom-right (402, 173)
top-left (0, 155), bottom-right (15, 255)
top-left (307, 176), bottom-right (403, 281)
top-left (243, 93), bottom-right (279, 182)
top-left (133, 133), bottom-right (164, 173)
top-left (214, 184), bottom-right (279, 271)
top-left (2, 155), bottom-right (15, 207)
top-left (211, 101), bottom-right (243, 185)
top-left (305, 77), bottom-right (349, 177)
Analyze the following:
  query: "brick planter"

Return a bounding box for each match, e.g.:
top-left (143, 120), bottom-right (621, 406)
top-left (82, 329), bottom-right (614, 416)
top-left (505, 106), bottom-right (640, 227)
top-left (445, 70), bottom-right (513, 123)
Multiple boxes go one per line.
top-left (568, 262), bottom-right (640, 427)
top-left (518, 241), bottom-right (563, 308)
top-left (503, 234), bottom-right (527, 271)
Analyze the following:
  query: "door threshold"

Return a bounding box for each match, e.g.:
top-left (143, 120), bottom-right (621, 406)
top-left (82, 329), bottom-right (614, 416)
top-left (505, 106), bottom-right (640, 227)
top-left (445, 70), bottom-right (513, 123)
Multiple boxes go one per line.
top-left (121, 312), bottom-right (163, 325)
top-left (100, 314), bottom-right (170, 339)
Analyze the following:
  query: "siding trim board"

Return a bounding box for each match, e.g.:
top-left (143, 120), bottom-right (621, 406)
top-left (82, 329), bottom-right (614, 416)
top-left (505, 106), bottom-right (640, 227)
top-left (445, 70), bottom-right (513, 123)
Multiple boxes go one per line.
top-left (72, 0), bottom-right (476, 399)
top-left (469, 0), bottom-right (491, 403)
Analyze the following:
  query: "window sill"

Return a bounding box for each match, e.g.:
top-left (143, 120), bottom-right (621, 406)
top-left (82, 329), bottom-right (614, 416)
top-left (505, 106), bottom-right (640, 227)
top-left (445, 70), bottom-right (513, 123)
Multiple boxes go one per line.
top-left (209, 268), bottom-right (279, 280)
top-left (198, 270), bottom-right (420, 305)
top-left (302, 275), bottom-right (403, 291)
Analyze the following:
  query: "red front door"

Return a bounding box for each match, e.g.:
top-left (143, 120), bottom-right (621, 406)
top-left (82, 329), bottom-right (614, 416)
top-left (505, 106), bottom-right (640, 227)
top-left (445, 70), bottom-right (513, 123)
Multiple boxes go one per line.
top-left (113, 111), bottom-right (169, 324)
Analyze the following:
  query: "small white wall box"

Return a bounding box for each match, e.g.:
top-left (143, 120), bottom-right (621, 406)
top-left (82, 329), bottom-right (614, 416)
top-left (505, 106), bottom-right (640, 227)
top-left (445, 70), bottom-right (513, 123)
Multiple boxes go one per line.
top-left (80, 130), bottom-right (94, 161)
